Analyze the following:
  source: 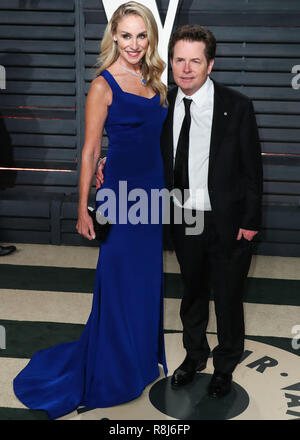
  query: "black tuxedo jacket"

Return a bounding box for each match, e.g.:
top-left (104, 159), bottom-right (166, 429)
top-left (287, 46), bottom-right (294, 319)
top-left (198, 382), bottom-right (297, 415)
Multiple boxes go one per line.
top-left (160, 79), bottom-right (263, 250)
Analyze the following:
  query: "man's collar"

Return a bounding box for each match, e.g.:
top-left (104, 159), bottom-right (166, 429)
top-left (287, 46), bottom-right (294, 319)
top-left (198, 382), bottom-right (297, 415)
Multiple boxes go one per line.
top-left (175, 76), bottom-right (213, 107)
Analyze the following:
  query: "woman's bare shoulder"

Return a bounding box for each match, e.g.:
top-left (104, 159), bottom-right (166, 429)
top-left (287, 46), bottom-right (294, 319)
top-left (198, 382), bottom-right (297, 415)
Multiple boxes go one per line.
top-left (89, 74), bottom-right (112, 105)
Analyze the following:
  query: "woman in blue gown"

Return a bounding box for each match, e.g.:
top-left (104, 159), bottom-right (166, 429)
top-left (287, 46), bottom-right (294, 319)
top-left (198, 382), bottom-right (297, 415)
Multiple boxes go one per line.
top-left (13, 2), bottom-right (168, 419)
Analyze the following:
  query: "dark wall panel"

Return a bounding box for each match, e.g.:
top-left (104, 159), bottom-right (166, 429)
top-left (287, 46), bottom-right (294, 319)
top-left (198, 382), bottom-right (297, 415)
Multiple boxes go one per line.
top-left (0, 0), bottom-right (78, 191)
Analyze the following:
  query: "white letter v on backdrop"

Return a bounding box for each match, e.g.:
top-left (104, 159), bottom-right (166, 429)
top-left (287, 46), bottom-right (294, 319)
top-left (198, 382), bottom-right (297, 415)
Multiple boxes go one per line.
top-left (101, 0), bottom-right (180, 85)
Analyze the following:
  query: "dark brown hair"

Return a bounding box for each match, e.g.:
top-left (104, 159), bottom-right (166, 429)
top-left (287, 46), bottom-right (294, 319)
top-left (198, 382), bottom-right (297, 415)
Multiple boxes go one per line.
top-left (168, 24), bottom-right (216, 64)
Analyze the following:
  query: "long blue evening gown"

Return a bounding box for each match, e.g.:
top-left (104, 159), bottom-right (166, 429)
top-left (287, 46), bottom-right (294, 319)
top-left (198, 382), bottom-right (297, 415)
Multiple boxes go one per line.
top-left (13, 69), bottom-right (168, 420)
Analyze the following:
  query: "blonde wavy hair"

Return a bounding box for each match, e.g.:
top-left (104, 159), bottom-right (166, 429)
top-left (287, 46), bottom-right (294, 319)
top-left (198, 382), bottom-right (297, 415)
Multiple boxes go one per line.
top-left (94, 1), bottom-right (167, 107)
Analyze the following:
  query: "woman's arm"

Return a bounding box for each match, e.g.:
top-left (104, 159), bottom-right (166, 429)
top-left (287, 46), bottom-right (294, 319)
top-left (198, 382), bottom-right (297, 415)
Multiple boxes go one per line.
top-left (76, 76), bottom-right (112, 240)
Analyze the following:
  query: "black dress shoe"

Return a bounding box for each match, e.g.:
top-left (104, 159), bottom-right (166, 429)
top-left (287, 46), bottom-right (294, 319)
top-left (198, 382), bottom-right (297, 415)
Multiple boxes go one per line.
top-left (0, 245), bottom-right (16, 256)
top-left (208, 371), bottom-right (232, 398)
top-left (171, 355), bottom-right (207, 389)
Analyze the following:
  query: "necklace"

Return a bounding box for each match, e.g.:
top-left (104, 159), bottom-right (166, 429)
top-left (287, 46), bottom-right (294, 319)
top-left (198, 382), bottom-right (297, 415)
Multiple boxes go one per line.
top-left (118, 60), bottom-right (146, 86)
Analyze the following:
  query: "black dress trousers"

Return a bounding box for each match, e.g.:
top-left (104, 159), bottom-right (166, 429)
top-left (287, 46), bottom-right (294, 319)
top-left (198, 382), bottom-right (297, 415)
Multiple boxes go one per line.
top-left (170, 201), bottom-right (252, 374)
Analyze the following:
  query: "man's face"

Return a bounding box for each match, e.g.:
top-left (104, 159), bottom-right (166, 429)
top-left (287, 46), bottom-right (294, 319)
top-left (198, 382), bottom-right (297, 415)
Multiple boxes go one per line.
top-left (170, 40), bottom-right (214, 96)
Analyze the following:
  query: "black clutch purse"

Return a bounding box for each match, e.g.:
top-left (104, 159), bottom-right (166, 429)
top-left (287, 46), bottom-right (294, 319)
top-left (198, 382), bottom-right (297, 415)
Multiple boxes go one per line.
top-left (88, 206), bottom-right (111, 242)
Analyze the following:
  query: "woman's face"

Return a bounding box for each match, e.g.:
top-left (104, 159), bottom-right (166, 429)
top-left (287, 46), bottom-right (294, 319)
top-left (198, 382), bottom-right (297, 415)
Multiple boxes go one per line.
top-left (114, 14), bottom-right (149, 67)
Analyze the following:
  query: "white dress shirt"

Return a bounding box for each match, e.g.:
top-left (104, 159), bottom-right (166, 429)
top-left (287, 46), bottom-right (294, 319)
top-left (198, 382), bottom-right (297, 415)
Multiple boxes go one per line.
top-left (173, 76), bottom-right (214, 210)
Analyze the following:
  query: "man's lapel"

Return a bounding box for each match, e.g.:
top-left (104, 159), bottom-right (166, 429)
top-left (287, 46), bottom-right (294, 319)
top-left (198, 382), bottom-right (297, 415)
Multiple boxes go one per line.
top-left (208, 80), bottom-right (230, 181)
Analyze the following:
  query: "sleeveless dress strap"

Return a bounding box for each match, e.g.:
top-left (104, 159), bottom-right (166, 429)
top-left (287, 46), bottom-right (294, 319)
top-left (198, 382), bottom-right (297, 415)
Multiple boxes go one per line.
top-left (96, 69), bottom-right (119, 94)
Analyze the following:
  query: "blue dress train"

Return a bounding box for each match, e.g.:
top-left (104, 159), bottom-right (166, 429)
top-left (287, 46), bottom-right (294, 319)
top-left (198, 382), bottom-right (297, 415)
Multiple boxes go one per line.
top-left (13, 69), bottom-right (168, 419)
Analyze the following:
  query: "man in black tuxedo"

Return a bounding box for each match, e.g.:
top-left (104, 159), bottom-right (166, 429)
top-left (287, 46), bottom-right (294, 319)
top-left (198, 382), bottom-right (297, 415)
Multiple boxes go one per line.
top-left (161, 25), bottom-right (263, 398)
